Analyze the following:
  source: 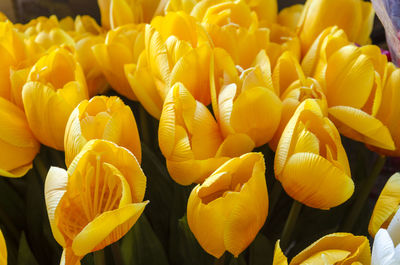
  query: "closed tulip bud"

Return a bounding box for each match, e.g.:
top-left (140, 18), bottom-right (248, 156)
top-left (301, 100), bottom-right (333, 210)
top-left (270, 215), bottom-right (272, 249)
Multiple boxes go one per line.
top-left (187, 152), bottom-right (268, 258)
top-left (45, 139), bottom-right (148, 265)
top-left (369, 173), bottom-right (400, 237)
top-left (98, 0), bottom-right (162, 29)
top-left (0, 230), bottom-right (6, 265)
top-left (64, 96), bottom-right (141, 167)
top-left (159, 83), bottom-right (254, 185)
top-left (278, 4), bottom-right (303, 31)
top-left (324, 45), bottom-right (395, 150)
top-left (275, 99), bottom-right (353, 209)
top-left (92, 24), bottom-right (144, 100)
top-left (297, 0), bottom-right (374, 54)
top-left (269, 77), bottom-right (327, 151)
top-left (273, 233), bottom-right (371, 264)
top-left (216, 50), bottom-right (282, 147)
top-left (22, 47), bottom-right (88, 150)
top-left (266, 24), bottom-right (301, 68)
top-left (0, 97), bottom-right (40, 178)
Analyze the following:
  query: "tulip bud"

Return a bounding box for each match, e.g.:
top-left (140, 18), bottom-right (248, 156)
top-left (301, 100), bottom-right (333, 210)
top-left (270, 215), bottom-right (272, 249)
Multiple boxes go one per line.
top-left (64, 96), bottom-right (141, 167)
top-left (22, 47), bottom-right (88, 150)
top-left (275, 99), bottom-right (353, 209)
top-left (369, 173), bottom-right (400, 237)
top-left (45, 139), bottom-right (148, 265)
top-left (0, 97), bottom-right (39, 178)
top-left (273, 233), bottom-right (371, 264)
top-left (297, 0), bottom-right (374, 54)
top-left (187, 152), bottom-right (268, 258)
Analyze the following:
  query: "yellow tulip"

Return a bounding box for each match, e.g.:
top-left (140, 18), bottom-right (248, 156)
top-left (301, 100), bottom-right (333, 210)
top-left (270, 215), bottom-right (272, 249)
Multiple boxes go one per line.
top-left (0, 97), bottom-right (39, 178)
top-left (187, 152), bottom-right (268, 258)
top-left (126, 12), bottom-right (212, 118)
top-left (278, 4), bottom-right (303, 31)
top-left (0, 12), bottom-right (7, 22)
top-left (45, 139), bottom-right (148, 265)
top-left (22, 47), bottom-right (88, 150)
top-left (323, 45), bottom-right (395, 151)
top-left (64, 95), bottom-right (141, 167)
top-left (269, 77), bottom-right (327, 151)
top-left (297, 0), bottom-right (374, 54)
top-left (98, 0), bottom-right (163, 29)
top-left (301, 26), bottom-right (349, 78)
top-left (159, 82), bottom-right (254, 185)
top-left (273, 233), bottom-right (371, 264)
top-left (266, 24), bottom-right (301, 68)
top-left (369, 173), bottom-right (400, 237)
top-left (368, 64), bottom-right (400, 156)
top-left (215, 50), bottom-right (282, 147)
top-left (92, 24), bottom-right (144, 100)
top-left (274, 99), bottom-right (353, 209)
top-left (0, 230), bottom-right (6, 265)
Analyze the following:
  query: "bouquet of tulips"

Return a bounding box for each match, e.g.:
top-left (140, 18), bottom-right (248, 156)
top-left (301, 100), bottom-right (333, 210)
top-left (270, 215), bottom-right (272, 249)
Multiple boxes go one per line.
top-left (0, 0), bottom-right (400, 264)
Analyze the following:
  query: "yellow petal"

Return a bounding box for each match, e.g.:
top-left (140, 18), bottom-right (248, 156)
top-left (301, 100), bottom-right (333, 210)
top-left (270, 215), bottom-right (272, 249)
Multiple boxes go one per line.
top-left (299, 249), bottom-right (351, 264)
top-left (273, 240), bottom-right (288, 265)
top-left (278, 4), bottom-right (303, 31)
top-left (0, 230), bottom-right (7, 265)
top-left (273, 51), bottom-right (305, 96)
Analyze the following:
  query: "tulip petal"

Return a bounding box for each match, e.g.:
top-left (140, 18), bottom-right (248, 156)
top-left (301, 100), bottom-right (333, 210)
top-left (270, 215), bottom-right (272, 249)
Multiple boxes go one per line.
top-left (216, 133), bottom-right (255, 158)
top-left (281, 152), bottom-right (354, 209)
top-left (369, 173), bottom-right (400, 237)
top-left (387, 208), bottom-right (400, 246)
top-left (273, 240), bottom-right (288, 265)
top-left (44, 166), bottom-right (68, 247)
top-left (72, 201), bottom-right (148, 256)
top-left (372, 229), bottom-right (395, 265)
top-left (300, 249), bottom-right (351, 264)
top-left (329, 106), bottom-right (395, 150)
top-left (0, 230), bottom-right (6, 265)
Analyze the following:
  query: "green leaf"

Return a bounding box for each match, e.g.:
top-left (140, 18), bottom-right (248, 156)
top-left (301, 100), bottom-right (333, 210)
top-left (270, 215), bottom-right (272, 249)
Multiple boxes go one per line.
top-left (120, 215), bottom-right (169, 265)
top-left (17, 232), bottom-right (39, 265)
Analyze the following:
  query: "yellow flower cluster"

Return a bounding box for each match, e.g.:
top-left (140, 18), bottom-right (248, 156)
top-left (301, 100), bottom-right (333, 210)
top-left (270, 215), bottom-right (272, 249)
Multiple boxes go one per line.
top-left (0, 0), bottom-right (398, 262)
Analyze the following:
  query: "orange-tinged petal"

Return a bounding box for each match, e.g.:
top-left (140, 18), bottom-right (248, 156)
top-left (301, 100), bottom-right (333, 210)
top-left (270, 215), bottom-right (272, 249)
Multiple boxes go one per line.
top-left (216, 133), bottom-right (255, 158)
top-left (369, 173), bottom-right (400, 237)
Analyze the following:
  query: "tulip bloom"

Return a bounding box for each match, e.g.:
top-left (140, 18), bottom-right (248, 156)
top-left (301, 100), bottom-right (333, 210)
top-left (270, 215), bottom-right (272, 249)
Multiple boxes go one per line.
top-left (369, 173), bottom-right (400, 237)
top-left (0, 230), bottom-right (6, 265)
top-left (159, 83), bottom-right (254, 185)
top-left (187, 152), bottom-right (268, 258)
top-left (126, 12), bottom-right (212, 118)
top-left (297, 0), bottom-right (374, 54)
top-left (45, 139), bottom-right (148, 265)
top-left (64, 96), bottom-right (141, 167)
top-left (92, 24), bottom-right (144, 100)
top-left (22, 47), bottom-right (88, 150)
top-left (273, 233), bottom-right (371, 264)
top-left (274, 99), bottom-right (353, 209)
top-left (323, 45), bottom-right (395, 151)
top-left (372, 208), bottom-right (400, 265)
top-left (0, 97), bottom-right (40, 178)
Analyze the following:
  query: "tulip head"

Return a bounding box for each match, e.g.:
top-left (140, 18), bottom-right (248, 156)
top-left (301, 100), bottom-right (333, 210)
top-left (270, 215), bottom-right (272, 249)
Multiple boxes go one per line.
top-left (274, 233), bottom-right (371, 264)
top-left (187, 152), bottom-right (268, 258)
top-left (369, 173), bottom-right (400, 237)
top-left (0, 97), bottom-right (39, 178)
top-left (22, 47), bottom-right (88, 150)
top-left (297, 0), bottom-right (374, 54)
top-left (64, 96), bottom-right (141, 167)
top-left (92, 24), bottom-right (145, 100)
top-left (274, 99), bottom-right (353, 209)
top-left (45, 139), bottom-right (148, 265)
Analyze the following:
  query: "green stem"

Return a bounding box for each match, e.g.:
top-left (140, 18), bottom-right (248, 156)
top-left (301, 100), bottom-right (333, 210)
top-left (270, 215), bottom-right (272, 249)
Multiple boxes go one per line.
top-left (341, 155), bottom-right (386, 232)
top-left (269, 181), bottom-right (283, 215)
top-left (111, 243), bottom-right (124, 265)
top-left (47, 147), bottom-right (66, 169)
top-left (280, 200), bottom-right (302, 250)
top-left (93, 249), bottom-right (106, 265)
top-left (139, 106), bottom-right (151, 147)
top-left (33, 154), bottom-right (48, 182)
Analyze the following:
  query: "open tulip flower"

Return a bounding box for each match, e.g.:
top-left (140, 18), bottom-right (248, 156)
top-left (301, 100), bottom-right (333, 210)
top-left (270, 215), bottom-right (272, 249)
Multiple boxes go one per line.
top-left (125, 11), bottom-right (212, 118)
top-left (92, 24), bottom-right (144, 100)
top-left (372, 208), bottom-right (400, 265)
top-left (322, 44), bottom-right (395, 151)
top-left (0, 97), bottom-right (39, 178)
top-left (275, 99), bottom-right (353, 209)
top-left (187, 152), bottom-right (268, 258)
top-left (64, 95), bottom-right (141, 167)
top-left (45, 139), bottom-right (148, 265)
top-left (369, 173), bottom-right (400, 237)
top-left (22, 47), bottom-right (89, 150)
top-left (297, 0), bottom-right (374, 54)
top-left (273, 233), bottom-right (371, 264)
